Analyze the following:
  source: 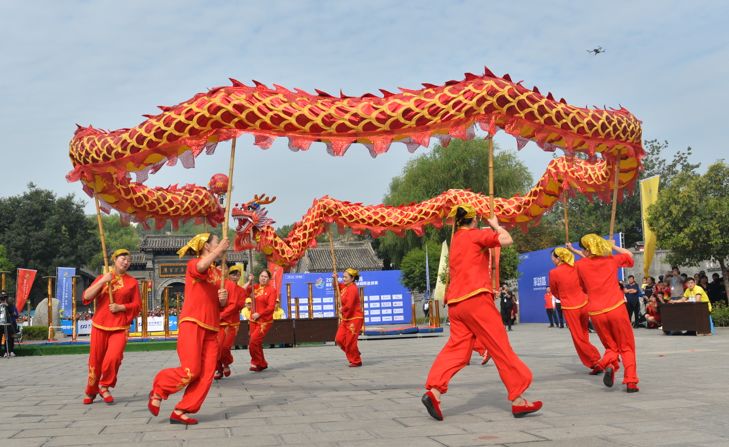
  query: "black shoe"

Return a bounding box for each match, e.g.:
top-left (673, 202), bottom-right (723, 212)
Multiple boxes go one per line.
top-left (603, 367), bottom-right (615, 388)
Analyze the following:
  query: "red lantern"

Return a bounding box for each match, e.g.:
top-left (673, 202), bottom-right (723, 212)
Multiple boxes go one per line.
top-left (208, 174), bottom-right (228, 195)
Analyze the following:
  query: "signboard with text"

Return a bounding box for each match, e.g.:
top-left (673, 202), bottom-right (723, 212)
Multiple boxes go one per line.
top-left (282, 270), bottom-right (412, 325)
top-left (516, 234), bottom-right (624, 323)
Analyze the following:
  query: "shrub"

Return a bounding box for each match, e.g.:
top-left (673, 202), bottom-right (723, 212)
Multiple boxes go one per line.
top-left (22, 326), bottom-right (50, 340)
top-left (712, 303), bottom-right (729, 327)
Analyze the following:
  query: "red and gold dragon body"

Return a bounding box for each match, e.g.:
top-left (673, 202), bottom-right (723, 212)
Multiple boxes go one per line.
top-left (68, 67), bottom-right (643, 264)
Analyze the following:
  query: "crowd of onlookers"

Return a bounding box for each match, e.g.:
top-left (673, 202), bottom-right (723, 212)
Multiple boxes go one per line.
top-left (622, 267), bottom-right (726, 330)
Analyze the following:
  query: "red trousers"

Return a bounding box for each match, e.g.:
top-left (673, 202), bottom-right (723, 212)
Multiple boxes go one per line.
top-left (152, 322), bottom-right (218, 413)
top-left (85, 327), bottom-right (127, 395)
top-left (335, 319), bottom-right (363, 364)
top-left (217, 324), bottom-right (238, 371)
top-left (425, 294), bottom-right (532, 401)
top-left (591, 308), bottom-right (639, 384)
top-left (562, 307), bottom-right (601, 369)
top-left (249, 320), bottom-right (272, 368)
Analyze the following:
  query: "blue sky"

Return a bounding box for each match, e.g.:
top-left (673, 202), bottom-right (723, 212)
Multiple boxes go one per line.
top-left (1, 1), bottom-right (727, 226)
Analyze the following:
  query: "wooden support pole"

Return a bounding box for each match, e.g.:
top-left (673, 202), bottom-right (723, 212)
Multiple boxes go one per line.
top-left (609, 160), bottom-right (620, 241)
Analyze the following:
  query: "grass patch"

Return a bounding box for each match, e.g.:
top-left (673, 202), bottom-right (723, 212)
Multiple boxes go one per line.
top-left (15, 340), bottom-right (178, 356)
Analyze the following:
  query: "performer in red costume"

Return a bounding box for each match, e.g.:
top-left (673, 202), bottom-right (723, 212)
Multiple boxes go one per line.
top-left (215, 265), bottom-right (249, 380)
top-left (148, 233), bottom-right (229, 424)
top-left (549, 247), bottom-right (602, 373)
top-left (82, 249), bottom-right (141, 405)
top-left (573, 234), bottom-right (639, 393)
top-left (333, 268), bottom-right (364, 367)
top-left (422, 205), bottom-right (542, 421)
top-left (245, 269), bottom-right (277, 371)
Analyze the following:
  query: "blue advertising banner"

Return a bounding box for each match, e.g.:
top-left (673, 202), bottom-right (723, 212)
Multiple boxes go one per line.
top-left (517, 234), bottom-right (623, 323)
top-left (281, 270), bottom-right (412, 325)
top-left (56, 267), bottom-right (76, 318)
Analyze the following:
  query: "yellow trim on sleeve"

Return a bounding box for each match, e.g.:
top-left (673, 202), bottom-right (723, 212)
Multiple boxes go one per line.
top-left (588, 300), bottom-right (625, 316)
top-left (179, 317), bottom-right (220, 332)
top-left (91, 322), bottom-right (129, 332)
top-left (446, 287), bottom-right (492, 305)
top-left (561, 299), bottom-right (588, 310)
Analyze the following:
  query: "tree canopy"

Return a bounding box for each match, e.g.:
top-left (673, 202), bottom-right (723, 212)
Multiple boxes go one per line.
top-left (647, 161), bottom-right (729, 293)
top-left (0, 184), bottom-right (98, 304)
top-left (375, 139), bottom-right (533, 268)
top-left (529, 140), bottom-right (701, 249)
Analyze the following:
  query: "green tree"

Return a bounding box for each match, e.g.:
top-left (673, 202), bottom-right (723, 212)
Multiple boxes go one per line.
top-left (0, 184), bottom-right (98, 305)
top-left (375, 139), bottom-right (533, 267)
top-left (399, 240), bottom-right (443, 294)
top-left (559, 140), bottom-right (700, 247)
top-left (87, 215), bottom-right (141, 270)
top-left (0, 244), bottom-right (14, 293)
top-left (647, 161), bottom-right (729, 294)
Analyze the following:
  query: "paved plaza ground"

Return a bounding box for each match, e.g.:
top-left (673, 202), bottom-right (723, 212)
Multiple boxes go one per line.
top-left (1, 324), bottom-right (728, 446)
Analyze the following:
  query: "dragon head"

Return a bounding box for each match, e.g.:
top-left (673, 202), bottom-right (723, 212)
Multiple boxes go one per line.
top-left (232, 193), bottom-right (277, 251)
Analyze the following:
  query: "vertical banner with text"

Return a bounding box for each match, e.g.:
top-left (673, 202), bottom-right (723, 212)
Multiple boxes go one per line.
top-left (56, 267), bottom-right (76, 318)
top-left (15, 268), bottom-right (37, 313)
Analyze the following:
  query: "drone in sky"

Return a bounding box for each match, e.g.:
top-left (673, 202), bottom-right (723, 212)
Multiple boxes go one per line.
top-left (587, 46), bottom-right (606, 56)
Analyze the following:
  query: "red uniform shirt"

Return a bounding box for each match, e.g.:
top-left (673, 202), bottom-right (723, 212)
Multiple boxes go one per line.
top-left (337, 282), bottom-right (363, 320)
top-left (179, 258), bottom-right (223, 331)
top-left (84, 274), bottom-right (141, 331)
top-left (445, 227), bottom-right (501, 304)
top-left (245, 284), bottom-right (277, 323)
top-left (549, 263), bottom-right (588, 309)
top-left (220, 280), bottom-right (247, 325)
top-left (544, 293), bottom-right (554, 309)
top-left (575, 253), bottom-right (634, 314)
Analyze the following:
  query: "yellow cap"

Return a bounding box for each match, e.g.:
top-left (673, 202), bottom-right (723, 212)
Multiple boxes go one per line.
top-left (447, 204), bottom-right (476, 219)
top-left (228, 265), bottom-right (244, 276)
top-left (580, 234), bottom-right (613, 257)
top-left (111, 248), bottom-right (130, 260)
top-left (177, 233), bottom-right (211, 258)
top-left (553, 247), bottom-right (574, 266)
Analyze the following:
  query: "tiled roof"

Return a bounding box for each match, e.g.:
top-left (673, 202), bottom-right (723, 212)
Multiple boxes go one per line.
top-left (139, 235), bottom-right (196, 252)
top-left (130, 253), bottom-right (146, 266)
top-left (139, 235), bottom-right (247, 261)
top-left (294, 241), bottom-right (382, 273)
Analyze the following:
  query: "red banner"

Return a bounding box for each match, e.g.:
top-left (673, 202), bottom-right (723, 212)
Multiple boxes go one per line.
top-left (267, 261), bottom-right (284, 300)
top-left (15, 268), bottom-right (37, 313)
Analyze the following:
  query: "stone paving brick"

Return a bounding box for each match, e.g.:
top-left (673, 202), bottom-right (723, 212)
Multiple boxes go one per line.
top-left (0, 326), bottom-right (727, 446)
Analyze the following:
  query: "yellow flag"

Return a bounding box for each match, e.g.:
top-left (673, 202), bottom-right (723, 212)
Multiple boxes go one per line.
top-left (640, 176), bottom-right (660, 277)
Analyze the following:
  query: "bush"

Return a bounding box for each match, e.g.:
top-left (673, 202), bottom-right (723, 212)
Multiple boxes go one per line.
top-left (22, 326), bottom-right (49, 340)
top-left (712, 303), bottom-right (729, 327)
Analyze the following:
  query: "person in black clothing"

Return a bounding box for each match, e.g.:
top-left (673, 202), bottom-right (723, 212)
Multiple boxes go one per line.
top-left (624, 275), bottom-right (642, 328)
top-left (707, 273), bottom-right (727, 304)
top-left (1, 291), bottom-right (18, 358)
top-left (499, 286), bottom-right (515, 331)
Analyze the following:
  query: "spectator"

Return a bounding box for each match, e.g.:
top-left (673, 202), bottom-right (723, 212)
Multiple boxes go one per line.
top-left (241, 298), bottom-right (252, 321)
top-left (1, 291), bottom-right (19, 357)
top-left (552, 294), bottom-right (565, 328)
top-left (642, 276), bottom-right (655, 299)
top-left (624, 275), bottom-right (643, 328)
top-left (499, 286), bottom-right (515, 331)
top-left (544, 287), bottom-right (557, 328)
top-left (668, 268), bottom-right (685, 300)
top-left (644, 295), bottom-right (661, 329)
top-left (707, 273), bottom-right (727, 304)
top-left (273, 299), bottom-right (286, 320)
